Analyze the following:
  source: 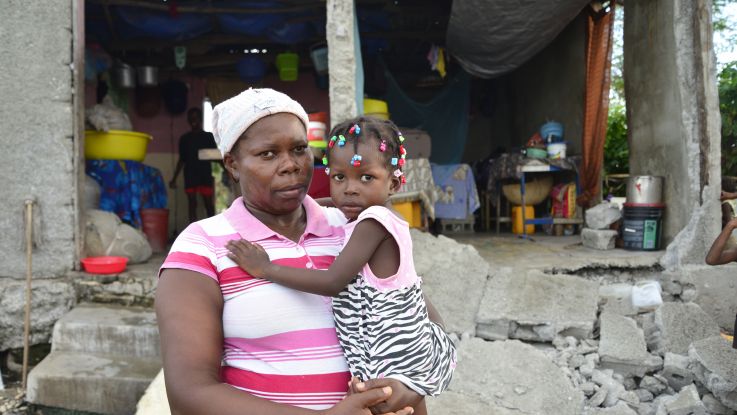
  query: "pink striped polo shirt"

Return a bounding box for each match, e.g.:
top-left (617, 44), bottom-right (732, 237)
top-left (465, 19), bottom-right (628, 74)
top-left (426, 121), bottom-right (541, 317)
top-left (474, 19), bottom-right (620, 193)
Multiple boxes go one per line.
top-left (160, 196), bottom-right (351, 409)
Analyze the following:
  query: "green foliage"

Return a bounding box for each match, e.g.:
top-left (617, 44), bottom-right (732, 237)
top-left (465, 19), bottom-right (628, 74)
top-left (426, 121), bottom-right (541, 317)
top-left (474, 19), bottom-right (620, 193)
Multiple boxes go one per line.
top-left (603, 104), bottom-right (629, 196)
top-left (720, 62), bottom-right (737, 176)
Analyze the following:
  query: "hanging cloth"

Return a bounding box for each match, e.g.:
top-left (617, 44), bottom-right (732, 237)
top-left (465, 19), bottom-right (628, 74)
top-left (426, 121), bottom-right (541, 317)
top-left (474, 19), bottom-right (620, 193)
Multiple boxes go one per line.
top-left (578, 4), bottom-right (616, 207)
top-left (381, 64), bottom-right (470, 164)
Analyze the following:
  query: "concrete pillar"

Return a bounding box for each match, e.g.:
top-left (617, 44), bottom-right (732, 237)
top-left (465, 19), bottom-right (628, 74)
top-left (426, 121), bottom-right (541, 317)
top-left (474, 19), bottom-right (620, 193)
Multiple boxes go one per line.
top-left (624, 0), bottom-right (721, 268)
top-left (326, 0), bottom-right (363, 127)
top-left (0, 0), bottom-right (77, 277)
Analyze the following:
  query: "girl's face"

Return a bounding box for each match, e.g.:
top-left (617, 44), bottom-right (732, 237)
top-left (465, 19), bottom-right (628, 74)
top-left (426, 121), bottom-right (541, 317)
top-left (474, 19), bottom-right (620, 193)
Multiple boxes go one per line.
top-left (224, 113), bottom-right (313, 215)
top-left (328, 140), bottom-right (401, 220)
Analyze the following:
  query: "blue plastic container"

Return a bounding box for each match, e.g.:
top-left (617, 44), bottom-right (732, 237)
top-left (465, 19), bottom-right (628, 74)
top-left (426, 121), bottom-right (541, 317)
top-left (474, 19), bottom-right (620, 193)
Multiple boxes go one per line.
top-left (540, 121), bottom-right (564, 142)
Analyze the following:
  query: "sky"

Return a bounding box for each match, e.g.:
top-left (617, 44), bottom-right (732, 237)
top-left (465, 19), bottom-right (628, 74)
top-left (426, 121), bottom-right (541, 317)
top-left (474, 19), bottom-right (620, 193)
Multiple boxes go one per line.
top-left (714, 2), bottom-right (737, 68)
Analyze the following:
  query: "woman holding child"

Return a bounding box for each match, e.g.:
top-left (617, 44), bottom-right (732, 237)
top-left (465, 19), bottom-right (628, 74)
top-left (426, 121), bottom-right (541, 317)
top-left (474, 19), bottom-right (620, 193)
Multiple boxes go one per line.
top-left (156, 88), bottom-right (452, 414)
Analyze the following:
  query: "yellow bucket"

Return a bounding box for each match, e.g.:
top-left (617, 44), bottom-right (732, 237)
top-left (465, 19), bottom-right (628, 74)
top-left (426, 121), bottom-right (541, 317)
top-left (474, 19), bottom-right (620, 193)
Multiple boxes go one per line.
top-left (363, 98), bottom-right (389, 120)
top-left (85, 130), bottom-right (152, 162)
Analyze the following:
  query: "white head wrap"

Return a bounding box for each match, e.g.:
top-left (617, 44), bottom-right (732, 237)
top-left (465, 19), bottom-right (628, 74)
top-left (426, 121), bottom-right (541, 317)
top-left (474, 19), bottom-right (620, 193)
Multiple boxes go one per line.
top-left (211, 88), bottom-right (309, 157)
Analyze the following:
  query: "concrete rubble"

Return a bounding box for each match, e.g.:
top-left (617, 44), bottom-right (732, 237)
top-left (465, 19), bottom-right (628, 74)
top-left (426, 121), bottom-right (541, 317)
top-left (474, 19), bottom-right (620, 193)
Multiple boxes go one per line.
top-left (582, 228), bottom-right (619, 250)
top-left (645, 302), bottom-right (721, 356)
top-left (599, 313), bottom-right (662, 377)
top-left (689, 336), bottom-right (737, 410)
top-left (476, 270), bottom-right (599, 342)
top-left (427, 337), bottom-right (584, 414)
top-left (411, 229), bottom-right (489, 336)
top-left (585, 202), bottom-right (622, 230)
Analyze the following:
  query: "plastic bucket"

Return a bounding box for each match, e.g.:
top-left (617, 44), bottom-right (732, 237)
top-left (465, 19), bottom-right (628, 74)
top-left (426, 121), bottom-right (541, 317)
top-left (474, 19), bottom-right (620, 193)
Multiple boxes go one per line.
top-left (307, 121), bottom-right (327, 148)
top-left (365, 112), bottom-right (390, 120)
top-left (621, 204), bottom-right (664, 251)
top-left (308, 111), bottom-right (328, 124)
top-left (547, 142), bottom-right (567, 159)
top-left (540, 121), bottom-right (564, 141)
top-left (85, 130), bottom-right (152, 162)
top-left (275, 52), bottom-right (299, 81)
top-left (310, 45), bottom-right (328, 75)
top-left (140, 208), bottom-right (169, 253)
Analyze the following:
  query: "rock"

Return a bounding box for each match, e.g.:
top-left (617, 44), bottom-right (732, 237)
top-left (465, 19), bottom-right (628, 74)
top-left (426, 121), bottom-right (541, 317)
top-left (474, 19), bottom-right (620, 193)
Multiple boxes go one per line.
top-left (585, 402), bottom-right (638, 414)
top-left (635, 389), bottom-right (654, 402)
top-left (662, 352), bottom-right (693, 391)
top-left (476, 270), bottom-right (599, 342)
top-left (663, 384), bottom-right (707, 415)
top-left (582, 228), bottom-right (619, 250)
top-left (411, 230), bottom-right (489, 336)
top-left (702, 393), bottom-right (736, 415)
top-left (623, 377), bottom-right (638, 391)
top-left (635, 402), bottom-right (656, 415)
top-left (592, 369), bottom-right (625, 407)
top-left (680, 288), bottom-right (698, 302)
top-left (0, 279), bottom-right (75, 350)
top-left (599, 313), bottom-right (662, 377)
top-left (581, 382), bottom-right (597, 396)
top-left (689, 335), bottom-right (737, 410)
top-left (619, 390), bottom-right (641, 406)
top-left (570, 354), bottom-right (586, 369)
top-left (640, 375), bottom-right (667, 395)
top-left (586, 203), bottom-right (622, 230)
top-left (589, 387), bottom-right (608, 407)
top-left (445, 337), bottom-right (584, 414)
top-left (648, 302), bottom-right (720, 356)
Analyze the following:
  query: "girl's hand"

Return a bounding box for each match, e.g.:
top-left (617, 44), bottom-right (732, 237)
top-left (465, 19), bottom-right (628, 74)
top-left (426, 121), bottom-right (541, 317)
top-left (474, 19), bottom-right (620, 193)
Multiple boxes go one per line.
top-left (226, 239), bottom-right (270, 278)
top-left (323, 385), bottom-right (414, 415)
top-left (353, 378), bottom-right (423, 415)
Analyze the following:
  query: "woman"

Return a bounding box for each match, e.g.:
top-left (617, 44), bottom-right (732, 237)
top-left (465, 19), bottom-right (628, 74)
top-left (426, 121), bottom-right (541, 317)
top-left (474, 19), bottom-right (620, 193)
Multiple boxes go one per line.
top-left (156, 88), bottom-right (422, 414)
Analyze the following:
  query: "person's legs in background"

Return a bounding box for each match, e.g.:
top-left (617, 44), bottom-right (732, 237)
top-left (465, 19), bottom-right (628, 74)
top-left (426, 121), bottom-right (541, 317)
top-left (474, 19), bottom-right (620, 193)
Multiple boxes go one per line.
top-left (185, 189), bottom-right (198, 223)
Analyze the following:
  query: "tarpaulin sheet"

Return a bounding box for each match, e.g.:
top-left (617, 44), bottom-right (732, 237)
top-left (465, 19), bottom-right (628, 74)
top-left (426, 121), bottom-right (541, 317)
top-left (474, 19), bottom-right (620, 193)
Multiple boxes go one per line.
top-left (446, 0), bottom-right (590, 78)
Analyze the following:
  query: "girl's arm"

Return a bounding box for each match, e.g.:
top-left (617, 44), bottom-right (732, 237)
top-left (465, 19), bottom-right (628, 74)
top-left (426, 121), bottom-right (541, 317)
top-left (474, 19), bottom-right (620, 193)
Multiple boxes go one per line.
top-left (227, 219), bottom-right (389, 297)
top-left (156, 269), bottom-right (411, 415)
top-left (705, 217), bottom-right (737, 265)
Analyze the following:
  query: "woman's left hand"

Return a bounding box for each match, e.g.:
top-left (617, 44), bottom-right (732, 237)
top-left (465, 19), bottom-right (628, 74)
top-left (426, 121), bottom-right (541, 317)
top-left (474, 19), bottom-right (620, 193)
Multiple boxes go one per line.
top-left (226, 239), bottom-right (270, 278)
top-left (351, 378), bottom-right (423, 415)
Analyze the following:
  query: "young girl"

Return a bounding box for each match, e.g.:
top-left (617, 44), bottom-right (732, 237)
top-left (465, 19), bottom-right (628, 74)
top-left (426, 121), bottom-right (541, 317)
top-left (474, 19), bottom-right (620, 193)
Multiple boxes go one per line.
top-left (226, 116), bottom-right (457, 412)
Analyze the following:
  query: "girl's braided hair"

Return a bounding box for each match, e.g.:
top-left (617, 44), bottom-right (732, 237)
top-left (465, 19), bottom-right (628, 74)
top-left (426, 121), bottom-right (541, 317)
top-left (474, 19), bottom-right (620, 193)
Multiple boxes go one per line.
top-left (324, 116), bottom-right (405, 174)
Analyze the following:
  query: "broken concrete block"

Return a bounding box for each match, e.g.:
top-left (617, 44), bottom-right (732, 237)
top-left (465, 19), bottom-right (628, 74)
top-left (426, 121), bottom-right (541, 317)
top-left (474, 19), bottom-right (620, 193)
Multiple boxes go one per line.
top-left (619, 390), bottom-right (641, 406)
top-left (662, 352), bottom-right (693, 391)
top-left (410, 229), bottom-right (489, 335)
top-left (640, 375), bottom-right (668, 395)
top-left (635, 389), bottom-right (654, 402)
top-left (648, 302), bottom-right (721, 356)
top-left (586, 202), bottom-right (622, 230)
top-left (688, 336), bottom-right (737, 410)
top-left (664, 384), bottom-right (707, 415)
top-left (634, 402), bottom-right (656, 415)
top-left (599, 313), bottom-right (662, 377)
top-left (701, 393), bottom-right (736, 415)
top-left (589, 387), bottom-right (608, 407)
top-left (445, 338), bottom-right (584, 413)
top-left (476, 270), bottom-right (599, 342)
top-left (581, 382), bottom-right (597, 396)
top-left (582, 228), bottom-right (618, 250)
top-left (592, 369), bottom-right (626, 407)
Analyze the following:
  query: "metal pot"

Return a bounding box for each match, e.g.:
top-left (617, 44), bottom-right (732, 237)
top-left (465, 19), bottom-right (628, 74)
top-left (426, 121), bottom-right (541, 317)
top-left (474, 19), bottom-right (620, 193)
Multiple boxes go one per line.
top-left (115, 63), bottom-right (135, 89)
top-left (136, 65), bottom-right (159, 87)
top-left (627, 175), bottom-right (664, 204)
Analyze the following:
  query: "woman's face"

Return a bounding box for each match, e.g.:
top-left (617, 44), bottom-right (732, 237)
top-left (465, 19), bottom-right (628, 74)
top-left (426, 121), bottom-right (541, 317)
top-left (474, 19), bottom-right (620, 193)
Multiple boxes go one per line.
top-left (225, 113), bottom-right (312, 215)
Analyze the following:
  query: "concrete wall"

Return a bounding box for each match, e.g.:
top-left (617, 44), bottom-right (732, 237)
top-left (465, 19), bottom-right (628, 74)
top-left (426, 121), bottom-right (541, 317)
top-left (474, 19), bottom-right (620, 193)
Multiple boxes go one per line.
top-left (624, 0), bottom-right (721, 268)
top-left (463, 12), bottom-right (586, 161)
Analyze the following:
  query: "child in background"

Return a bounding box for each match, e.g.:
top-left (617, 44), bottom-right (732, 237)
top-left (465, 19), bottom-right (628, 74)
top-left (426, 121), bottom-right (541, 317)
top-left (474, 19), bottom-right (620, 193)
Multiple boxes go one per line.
top-left (227, 116), bottom-right (457, 415)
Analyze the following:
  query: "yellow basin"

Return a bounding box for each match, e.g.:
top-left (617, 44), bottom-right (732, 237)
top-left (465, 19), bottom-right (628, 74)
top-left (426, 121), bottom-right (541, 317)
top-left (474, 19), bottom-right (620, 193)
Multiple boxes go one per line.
top-left (85, 130), bottom-right (152, 162)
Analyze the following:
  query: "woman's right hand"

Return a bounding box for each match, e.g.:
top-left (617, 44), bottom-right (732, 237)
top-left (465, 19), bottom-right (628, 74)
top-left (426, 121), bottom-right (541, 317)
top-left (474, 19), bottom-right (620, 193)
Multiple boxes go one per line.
top-left (323, 386), bottom-right (414, 415)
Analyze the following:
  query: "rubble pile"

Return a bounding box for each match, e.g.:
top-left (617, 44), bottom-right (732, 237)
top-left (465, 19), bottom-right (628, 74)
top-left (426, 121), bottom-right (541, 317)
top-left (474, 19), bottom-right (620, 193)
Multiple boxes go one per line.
top-left (545, 299), bottom-right (735, 415)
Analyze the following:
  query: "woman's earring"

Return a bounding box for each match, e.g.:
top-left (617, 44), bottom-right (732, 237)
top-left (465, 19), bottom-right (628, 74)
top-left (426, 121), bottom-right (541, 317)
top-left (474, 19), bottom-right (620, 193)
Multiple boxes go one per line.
top-left (231, 171), bottom-right (240, 183)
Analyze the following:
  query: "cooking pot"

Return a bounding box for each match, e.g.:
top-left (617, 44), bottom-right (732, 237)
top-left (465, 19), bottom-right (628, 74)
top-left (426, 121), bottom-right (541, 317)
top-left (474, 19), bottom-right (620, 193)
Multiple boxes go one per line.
top-left (136, 65), bottom-right (159, 87)
top-left (626, 175), bottom-right (664, 205)
top-left (115, 63), bottom-right (135, 89)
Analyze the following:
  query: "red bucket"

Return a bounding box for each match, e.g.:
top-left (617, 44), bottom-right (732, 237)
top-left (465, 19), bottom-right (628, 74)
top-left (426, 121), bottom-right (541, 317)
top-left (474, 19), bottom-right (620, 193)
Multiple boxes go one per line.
top-left (140, 208), bottom-right (169, 253)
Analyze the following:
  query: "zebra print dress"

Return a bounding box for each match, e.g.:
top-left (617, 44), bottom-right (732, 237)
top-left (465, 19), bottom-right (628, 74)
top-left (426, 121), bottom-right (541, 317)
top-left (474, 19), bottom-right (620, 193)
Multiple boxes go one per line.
top-left (332, 206), bottom-right (457, 396)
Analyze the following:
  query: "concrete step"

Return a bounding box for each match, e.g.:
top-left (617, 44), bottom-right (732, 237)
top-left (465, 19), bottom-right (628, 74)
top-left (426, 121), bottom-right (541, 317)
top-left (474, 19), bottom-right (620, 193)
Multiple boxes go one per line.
top-left (27, 351), bottom-right (161, 415)
top-left (52, 303), bottom-right (160, 358)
